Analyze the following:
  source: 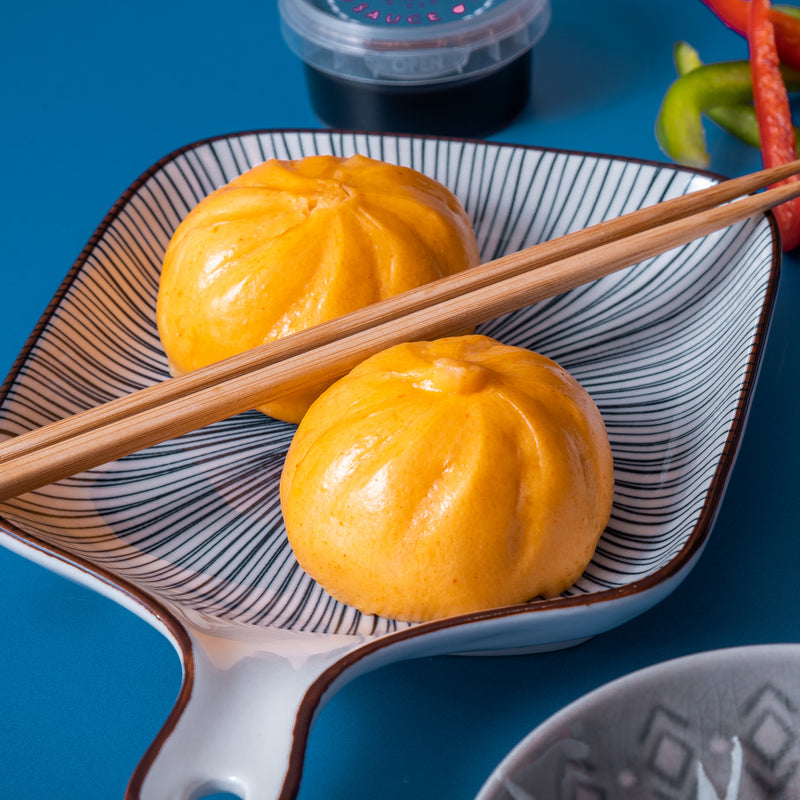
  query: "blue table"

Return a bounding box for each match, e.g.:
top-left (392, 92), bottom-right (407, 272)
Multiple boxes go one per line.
top-left (2, 2), bottom-right (799, 798)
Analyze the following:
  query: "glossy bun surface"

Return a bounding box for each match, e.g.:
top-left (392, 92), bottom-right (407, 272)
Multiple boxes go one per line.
top-left (156, 154), bottom-right (480, 423)
top-left (280, 335), bottom-right (615, 622)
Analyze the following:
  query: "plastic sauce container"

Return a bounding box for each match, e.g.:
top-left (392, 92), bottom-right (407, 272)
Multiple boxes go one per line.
top-left (278, 0), bottom-right (551, 138)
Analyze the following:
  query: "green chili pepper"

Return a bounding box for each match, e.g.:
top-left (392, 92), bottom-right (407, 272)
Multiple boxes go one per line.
top-left (674, 41), bottom-right (800, 150)
top-left (655, 42), bottom-right (800, 167)
top-left (673, 41), bottom-right (762, 149)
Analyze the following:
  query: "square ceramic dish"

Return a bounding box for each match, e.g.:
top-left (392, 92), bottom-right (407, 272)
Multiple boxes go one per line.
top-left (0, 130), bottom-right (779, 799)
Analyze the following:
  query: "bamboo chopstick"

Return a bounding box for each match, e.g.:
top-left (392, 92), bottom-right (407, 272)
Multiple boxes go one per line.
top-left (1, 162), bottom-right (799, 502)
top-left (3, 159), bottom-right (800, 467)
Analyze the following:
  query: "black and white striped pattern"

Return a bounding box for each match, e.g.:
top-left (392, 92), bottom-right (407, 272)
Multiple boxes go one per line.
top-left (0, 131), bottom-right (778, 636)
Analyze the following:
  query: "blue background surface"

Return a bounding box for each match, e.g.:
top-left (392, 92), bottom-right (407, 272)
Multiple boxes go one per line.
top-left (2, 1), bottom-right (800, 798)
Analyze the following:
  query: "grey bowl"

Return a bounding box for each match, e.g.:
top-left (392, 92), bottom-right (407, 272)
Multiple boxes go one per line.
top-left (476, 644), bottom-right (800, 800)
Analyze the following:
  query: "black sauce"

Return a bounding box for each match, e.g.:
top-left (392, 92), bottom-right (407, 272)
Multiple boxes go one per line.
top-left (303, 51), bottom-right (532, 138)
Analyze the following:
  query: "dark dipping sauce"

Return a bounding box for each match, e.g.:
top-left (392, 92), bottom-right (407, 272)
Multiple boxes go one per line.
top-left (304, 50), bottom-right (532, 138)
top-left (278, 0), bottom-right (550, 138)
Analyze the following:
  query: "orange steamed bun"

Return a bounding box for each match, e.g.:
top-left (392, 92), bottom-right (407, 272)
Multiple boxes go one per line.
top-left (156, 154), bottom-right (480, 423)
top-left (280, 335), bottom-right (615, 622)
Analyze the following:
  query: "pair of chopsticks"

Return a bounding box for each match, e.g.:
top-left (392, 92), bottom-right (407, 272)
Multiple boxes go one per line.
top-left (1, 160), bottom-right (799, 502)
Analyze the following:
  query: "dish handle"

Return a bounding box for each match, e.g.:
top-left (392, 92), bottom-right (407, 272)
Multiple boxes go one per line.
top-left (128, 621), bottom-right (365, 800)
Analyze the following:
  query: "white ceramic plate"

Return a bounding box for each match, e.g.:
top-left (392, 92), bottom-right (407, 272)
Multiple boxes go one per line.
top-left (475, 644), bottom-right (800, 800)
top-left (0, 130), bottom-right (779, 799)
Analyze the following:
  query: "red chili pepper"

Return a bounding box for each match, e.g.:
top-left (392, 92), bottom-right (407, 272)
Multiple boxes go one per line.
top-left (703, 0), bottom-right (800, 69)
top-left (749, 0), bottom-right (800, 250)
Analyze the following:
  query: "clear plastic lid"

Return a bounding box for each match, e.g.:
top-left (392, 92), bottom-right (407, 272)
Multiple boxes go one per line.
top-left (278, 0), bottom-right (551, 87)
